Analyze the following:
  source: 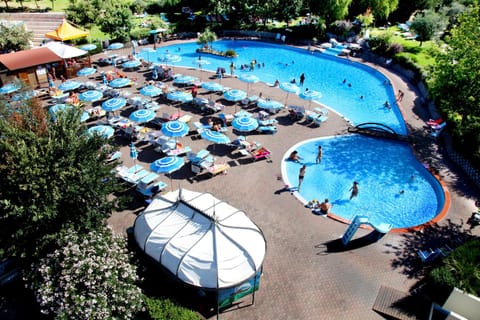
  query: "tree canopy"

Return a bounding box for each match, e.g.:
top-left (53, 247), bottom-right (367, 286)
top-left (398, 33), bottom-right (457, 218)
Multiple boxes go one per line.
top-left (0, 98), bottom-right (118, 262)
top-left (0, 23), bottom-right (33, 53)
top-left (428, 4), bottom-right (480, 163)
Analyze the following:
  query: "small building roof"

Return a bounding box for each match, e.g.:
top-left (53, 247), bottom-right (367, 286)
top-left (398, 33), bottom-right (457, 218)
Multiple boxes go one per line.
top-left (0, 47), bottom-right (61, 71)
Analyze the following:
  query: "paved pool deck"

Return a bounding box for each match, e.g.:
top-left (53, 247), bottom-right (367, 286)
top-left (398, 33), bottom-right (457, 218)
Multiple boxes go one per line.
top-left (92, 40), bottom-right (480, 319)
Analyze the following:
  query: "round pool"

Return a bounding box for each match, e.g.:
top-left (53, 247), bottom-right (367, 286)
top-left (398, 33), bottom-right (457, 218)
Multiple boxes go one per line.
top-left (282, 135), bottom-right (446, 229)
top-left (138, 40), bottom-right (406, 134)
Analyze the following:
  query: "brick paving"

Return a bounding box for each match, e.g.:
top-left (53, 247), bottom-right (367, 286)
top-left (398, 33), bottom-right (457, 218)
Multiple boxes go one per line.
top-left (82, 41), bottom-right (480, 319)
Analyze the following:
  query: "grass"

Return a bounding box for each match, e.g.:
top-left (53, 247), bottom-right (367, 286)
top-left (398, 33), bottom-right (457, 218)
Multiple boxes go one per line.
top-left (1, 0), bottom-right (70, 11)
top-left (371, 26), bottom-right (439, 71)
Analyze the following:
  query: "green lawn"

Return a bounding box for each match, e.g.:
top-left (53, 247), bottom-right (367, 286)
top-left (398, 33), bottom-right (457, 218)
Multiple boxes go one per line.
top-left (371, 26), bottom-right (439, 72)
top-left (1, 0), bottom-right (70, 11)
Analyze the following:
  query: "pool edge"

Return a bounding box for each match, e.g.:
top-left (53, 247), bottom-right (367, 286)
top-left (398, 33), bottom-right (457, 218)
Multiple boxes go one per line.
top-left (326, 172), bottom-right (451, 233)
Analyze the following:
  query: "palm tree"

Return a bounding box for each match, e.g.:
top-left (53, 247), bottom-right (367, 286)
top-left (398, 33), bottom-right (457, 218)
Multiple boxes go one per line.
top-left (197, 28), bottom-right (217, 49)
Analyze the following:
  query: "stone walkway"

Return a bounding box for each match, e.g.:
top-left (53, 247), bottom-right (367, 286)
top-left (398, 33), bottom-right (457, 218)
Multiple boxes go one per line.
top-left (88, 41), bottom-right (480, 319)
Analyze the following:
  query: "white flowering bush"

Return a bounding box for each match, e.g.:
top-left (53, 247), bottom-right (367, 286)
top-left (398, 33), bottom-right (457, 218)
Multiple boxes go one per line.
top-left (27, 227), bottom-right (144, 320)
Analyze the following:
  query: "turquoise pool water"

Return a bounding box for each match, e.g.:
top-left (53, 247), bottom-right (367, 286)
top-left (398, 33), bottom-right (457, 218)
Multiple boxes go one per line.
top-left (138, 40), bottom-right (406, 135)
top-left (282, 135), bottom-right (444, 229)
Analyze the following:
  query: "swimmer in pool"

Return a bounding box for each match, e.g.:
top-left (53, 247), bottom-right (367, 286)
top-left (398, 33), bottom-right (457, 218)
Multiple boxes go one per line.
top-left (349, 181), bottom-right (359, 200)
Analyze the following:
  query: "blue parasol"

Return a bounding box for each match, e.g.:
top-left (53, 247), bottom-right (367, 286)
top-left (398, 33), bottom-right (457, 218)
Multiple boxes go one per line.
top-left (200, 129), bottom-right (230, 144)
top-left (76, 67), bottom-right (96, 77)
top-left (166, 91), bottom-right (193, 103)
top-left (48, 104), bottom-right (70, 120)
top-left (232, 116), bottom-right (259, 132)
top-left (173, 75), bottom-right (198, 86)
top-left (0, 83), bottom-right (21, 94)
top-left (129, 109), bottom-right (155, 123)
top-left (161, 120), bottom-right (189, 138)
top-left (139, 85), bottom-right (162, 97)
top-left (80, 111), bottom-right (90, 122)
top-left (58, 80), bottom-right (82, 92)
top-left (87, 125), bottom-right (115, 139)
top-left (299, 89), bottom-right (322, 109)
top-left (224, 89), bottom-right (247, 102)
top-left (279, 82), bottom-right (300, 105)
top-left (109, 78), bottom-right (131, 88)
top-left (257, 99), bottom-right (284, 112)
top-left (201, 82), bottom-right (224, 92)
top-left (239, 74), bottom-right (259, 95)
top-left (107, 42), bottom-right (124, 50)
top-left (79, 90), bottom-right (103, 102)
top-left (11, 90), bottom-right (36, 101)
top-left (150, 156), bottom-right (185, 174)
top-left (122, 60), bottom-right (141, 69)
top-left (279, 82), bottom-right (300, 94)
top-left (102, 97), bottom-right (126, 111)
top-left (80, 44), bottom-right (97, 51)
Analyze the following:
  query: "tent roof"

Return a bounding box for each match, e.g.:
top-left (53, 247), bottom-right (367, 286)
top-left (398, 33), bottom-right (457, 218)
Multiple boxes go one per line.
top-left (45, 19), bottom-right (89, 41)
top-left (0, 47), bottom-right (61, 71)
top-left (134, 189), bottom-right (266, 289)
top-left (45, 42), bottom-right (88, 59)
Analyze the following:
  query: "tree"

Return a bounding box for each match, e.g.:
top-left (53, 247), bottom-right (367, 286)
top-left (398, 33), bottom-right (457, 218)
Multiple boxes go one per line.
top-left (410, 10), bottom-right (445, 46)
top-left (309, 0), bottom-right (352, 25)
top-left (28, 227), bottom-right (144, 319)
top-left (428, 5), bottom-right (480, 162)
top-left (0, 99), bottom-right (118, 262)
top-left (197, 28), bottom-right (217, 48)
top-left (0, 23), bottom-right (33, 52)
top-left (65, 0), bottom-right (100, 26)
top-left (98, 1), bottom-right (133, 42)
top-left (350, 0), bottom-right (399, 21)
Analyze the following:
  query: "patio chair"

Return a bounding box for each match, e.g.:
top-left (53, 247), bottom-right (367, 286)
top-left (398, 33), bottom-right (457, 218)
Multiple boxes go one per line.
top-left (418, 248), bottom-right (445, 264)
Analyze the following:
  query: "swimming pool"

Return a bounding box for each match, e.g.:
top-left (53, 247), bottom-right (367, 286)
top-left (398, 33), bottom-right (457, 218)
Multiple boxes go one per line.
top-left (138, 40), bottom-right (406, 135)
top-left (282, 135), bottom-right (445, 229)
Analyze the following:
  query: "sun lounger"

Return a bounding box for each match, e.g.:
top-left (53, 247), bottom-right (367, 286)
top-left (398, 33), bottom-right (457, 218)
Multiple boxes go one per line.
top-left (312, 115), bottom-right (329, 126)
top-left (430, 121), bottom-right (446, 131)
top-left (258, 126), bottom-right (277, 134)
top-left (166, 146), bottom-right (192, 156)
top-left (139, 172), bottom-right (160, 185)
top-left (106, 151), bottom-right (122, 163)
top-left (187, 149), bottom-right (212, 164)
top-left (205, 163), bottom-right (230, 176)
top-left (288, 106), bottom-right (305, 120)
top-left (427, 118), bottom-right (443, 126)
top-left (136, 180), bottom-right (167, 197)
top-left (250, 147), bottom-right (271, 161)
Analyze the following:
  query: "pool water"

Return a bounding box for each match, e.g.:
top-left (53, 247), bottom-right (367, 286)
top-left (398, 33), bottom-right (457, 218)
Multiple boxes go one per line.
top-left (282, 135), bottom-right (444, 229)
top-left (138, 40), bottom-right (406, 134)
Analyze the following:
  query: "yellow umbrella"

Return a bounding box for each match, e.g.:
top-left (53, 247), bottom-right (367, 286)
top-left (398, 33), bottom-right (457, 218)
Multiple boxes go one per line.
top-left (45, 19), bottom-right (89, 41)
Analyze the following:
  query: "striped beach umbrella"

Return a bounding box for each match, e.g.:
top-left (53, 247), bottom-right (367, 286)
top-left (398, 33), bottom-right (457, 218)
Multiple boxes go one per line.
top-left (102, 97), bottom-right (126, 111)
top-left (129, 109), bottom-right (155, 123)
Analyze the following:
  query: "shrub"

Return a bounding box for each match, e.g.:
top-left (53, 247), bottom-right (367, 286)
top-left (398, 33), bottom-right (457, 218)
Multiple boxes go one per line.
top-left (429, 239), bottom-right (480, 297)
top-left (224, 49), bottom-right (237, 57)
top-left (27, 227), bottom-right (144, 320)
top-left (145, 297), bottom-right (200, 320)
top-left (130, 28), bottom-right (151, 40)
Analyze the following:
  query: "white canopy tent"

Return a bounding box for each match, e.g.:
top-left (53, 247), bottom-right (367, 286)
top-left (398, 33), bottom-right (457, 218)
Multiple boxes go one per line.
top-left (45, 42), bottom-right (88, 59)
top-left (134, 189), bottom-right (266, 290)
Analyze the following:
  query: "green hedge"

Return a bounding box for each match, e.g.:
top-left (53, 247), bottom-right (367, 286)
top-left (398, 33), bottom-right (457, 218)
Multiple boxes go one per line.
top-left (145, 297), bottom-right (200, 320)
top-left (429, 239), bottom-right (480, 297)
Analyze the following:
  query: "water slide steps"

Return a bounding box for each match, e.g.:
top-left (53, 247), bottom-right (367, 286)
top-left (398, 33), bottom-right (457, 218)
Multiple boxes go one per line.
top-left (341, 215), bottom-right (392, 246)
